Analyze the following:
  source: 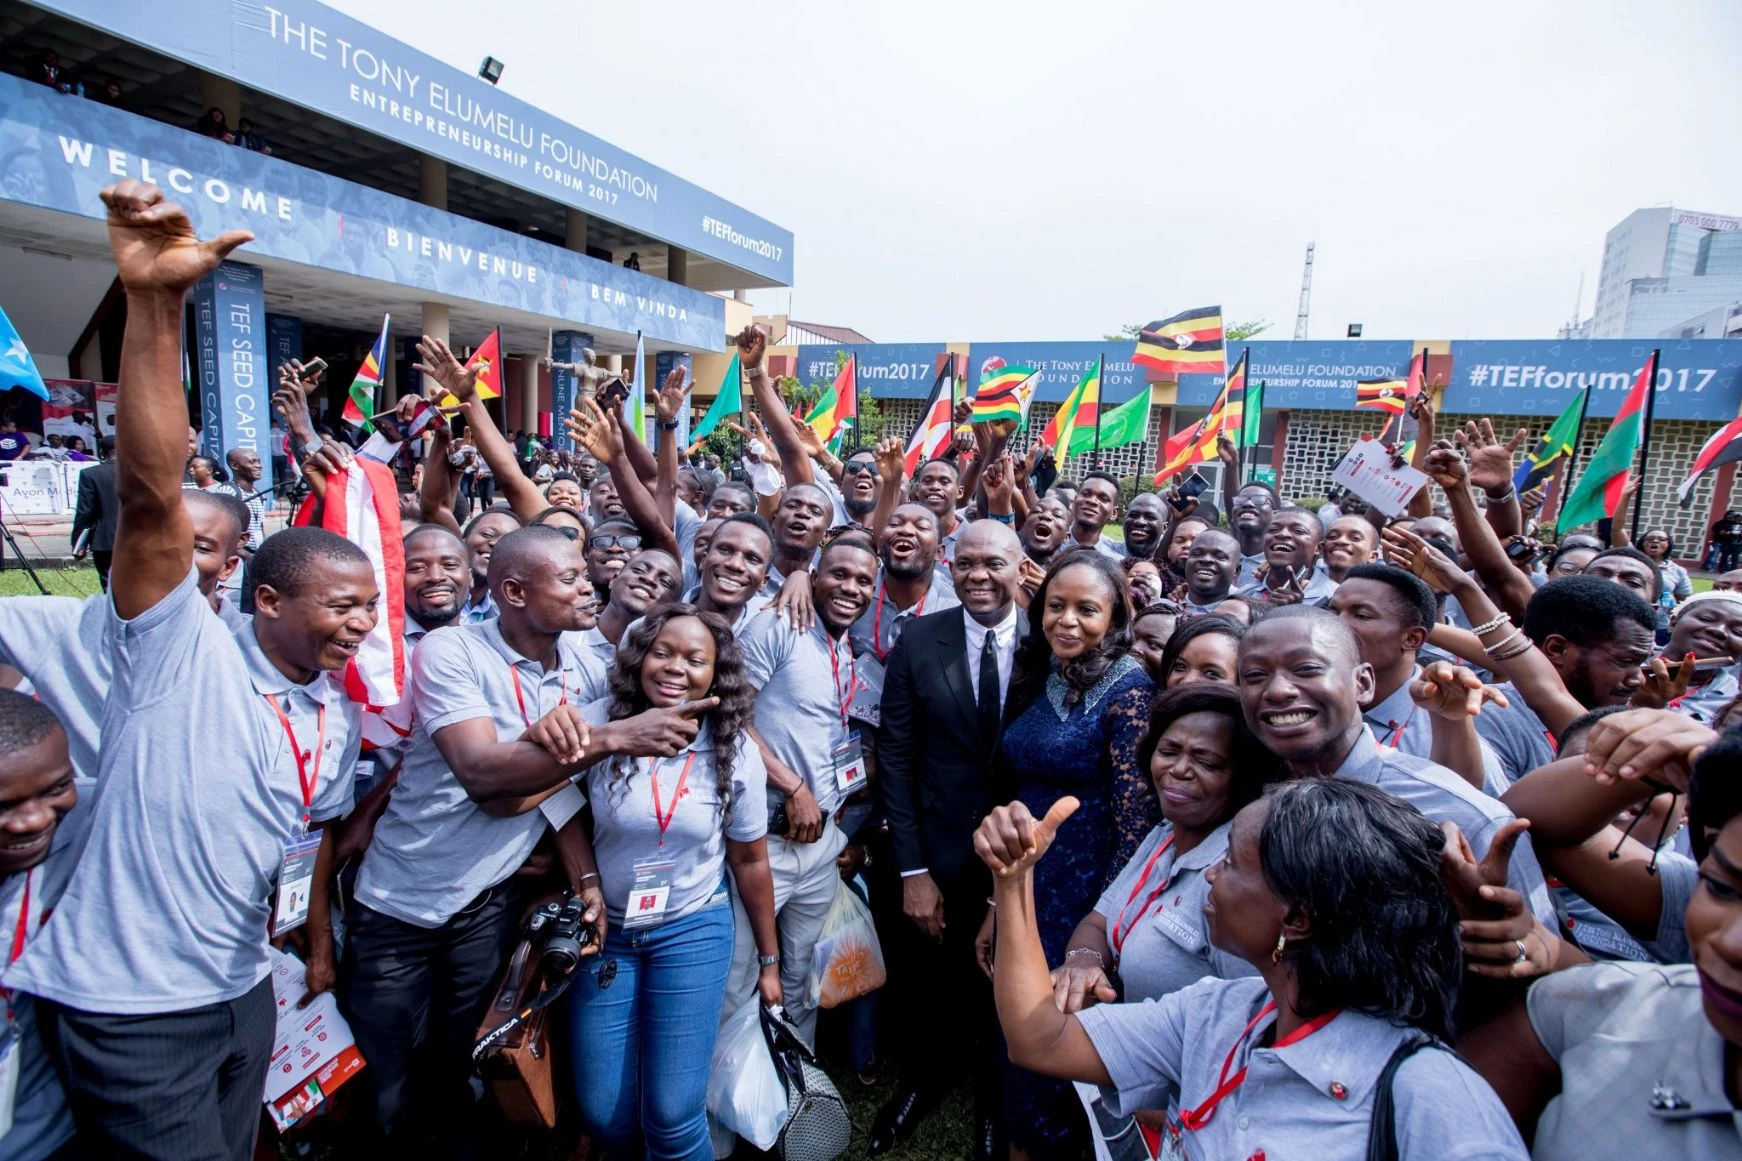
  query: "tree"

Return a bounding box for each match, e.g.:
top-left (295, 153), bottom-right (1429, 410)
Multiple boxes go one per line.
top-left (1104, 319), bottom-right (1272, 342)
top-left (773, 351), bottom-right (890, 450)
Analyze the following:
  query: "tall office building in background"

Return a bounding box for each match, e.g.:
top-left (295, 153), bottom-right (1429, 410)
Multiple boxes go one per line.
top-left (1588, 207), bottom-right (1742, 339)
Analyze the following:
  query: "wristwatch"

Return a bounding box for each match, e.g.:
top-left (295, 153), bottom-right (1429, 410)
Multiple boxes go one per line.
top-left (658, 419), bottom-right (680, 431)
top-left (300, 435), bottom-right (325, 459)
top-left (757, 954), bottom-right (780, 967)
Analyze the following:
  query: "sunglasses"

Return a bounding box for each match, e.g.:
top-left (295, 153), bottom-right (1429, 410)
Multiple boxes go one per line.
top-left (842, 460), bottom-right (877, 475)
top-left (592, 534), bottom-right (643, 551)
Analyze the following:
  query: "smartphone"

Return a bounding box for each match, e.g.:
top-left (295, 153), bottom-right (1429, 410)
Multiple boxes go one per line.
top-left (299, 356), bottom-right (328, 381)
top-left (1178, 472), bottom-right (1210, 500)
top-left (599, 376), bottom-right (630, 407)
top-left (1644, 656), bottom-right (1732, 674)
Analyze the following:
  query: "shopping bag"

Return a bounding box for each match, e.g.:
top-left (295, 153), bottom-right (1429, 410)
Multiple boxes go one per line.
top-left (706, 995), bottom-right (788, 1151)
top-left (808, 880), bottom-right (887, 1009)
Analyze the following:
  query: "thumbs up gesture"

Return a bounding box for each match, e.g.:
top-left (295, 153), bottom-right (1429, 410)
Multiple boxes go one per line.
top-left (974, 797), bottom-right (1081, 879)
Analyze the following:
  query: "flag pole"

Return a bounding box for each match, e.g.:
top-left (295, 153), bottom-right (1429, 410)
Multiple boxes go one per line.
top-left (1549, 383), bottom-right (1595, 526)
top-left (1093, 352), bottom-right (1105, 470)
top-left (1629, 349), bottom-right (1661, 536)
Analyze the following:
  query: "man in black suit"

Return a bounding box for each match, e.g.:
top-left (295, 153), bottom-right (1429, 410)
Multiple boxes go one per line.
top-left (872, 519), bottom-right (1027, 1159)
top-left (71, 435), bottom-right (119, 590)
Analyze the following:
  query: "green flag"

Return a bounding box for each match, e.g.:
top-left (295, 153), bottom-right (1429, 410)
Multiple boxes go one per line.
top-left (691, 354), bottom-right (741, 441)
top-left (1241, 379), bottom-right (1264, 448)
top-left (1558, 352), bottom-right (1655, 530)
top-left (1068, 390), bottom-right (1150, 456)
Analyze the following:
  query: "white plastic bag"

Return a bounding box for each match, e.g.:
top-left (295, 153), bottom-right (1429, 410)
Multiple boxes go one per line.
top-left (706, 996), bottom-right (787, 1151)
top-left (808, 880), bottom-right (887, 1009)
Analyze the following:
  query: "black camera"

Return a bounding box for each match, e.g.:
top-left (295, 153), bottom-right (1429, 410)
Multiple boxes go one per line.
top-left (1504, 535), bottom-right (1542, 566)
top-left (527, 895), bottom-right (595, 980)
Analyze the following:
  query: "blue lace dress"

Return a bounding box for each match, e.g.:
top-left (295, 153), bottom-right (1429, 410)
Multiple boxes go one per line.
top-left (998, 654), bottom-right (1158, 1157)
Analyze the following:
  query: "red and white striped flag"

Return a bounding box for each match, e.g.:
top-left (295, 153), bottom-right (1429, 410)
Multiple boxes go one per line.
top-left (905, 362), bottom-right (957, 476)
top-left (294, 456), bottom-right (406, 709)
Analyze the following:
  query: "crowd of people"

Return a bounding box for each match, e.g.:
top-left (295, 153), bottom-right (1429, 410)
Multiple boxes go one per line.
top-left (3, 179), bottom-right (1742, 1161)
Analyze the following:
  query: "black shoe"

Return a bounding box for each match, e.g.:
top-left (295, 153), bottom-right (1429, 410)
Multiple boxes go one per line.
top-left (970, 1108), bottom-right (1004, 1161)
top-left (868, 1087), bottom-right (935, 1155)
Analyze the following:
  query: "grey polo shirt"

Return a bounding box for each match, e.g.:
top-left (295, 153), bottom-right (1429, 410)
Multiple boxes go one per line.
top-left (1091, 823), bottom-right (1254, 1002)
top-left (576, 700), bottom-right (767, 926)
top-left (7, 570), bottom-right (360, 1013)
top-left (1473, 681), bottom-right (1559, 784)
top-left (1334, 727), bottom-right (1556, 927)
top-left (1670, 664), bottom-right (1740, 726)
top-left (1236, 552), bottom-right (1264, 588)
top-left (1363, 666), bottom-right (1510, 797)
top-left (575, 625), bottom-right (617, 677)
top-left (353, 620), bottom-right (607, 927)
top-left (1066, 531), bottom-right (1124, 561)
top-left (1078, 975), bottom-right (1527, 1159)
top-left (1529, 963), bottom-right (1740, 1159)
top-left (0, 779), bottom-right (93, 1161)
top-left (849, 570), bottom-right (960, 662)
top-left (675, 503), bottom-right (704, 593)
top-left (0, 595), bottom-right (108, 781)
top-left (1236, 568), bottom-right (1340, 609)
top-left (738, 610), bottom-right (858, 815)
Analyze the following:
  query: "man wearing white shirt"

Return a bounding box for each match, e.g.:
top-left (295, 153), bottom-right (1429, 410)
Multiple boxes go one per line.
top-left (871, 520), bottom-right (1026, 1159)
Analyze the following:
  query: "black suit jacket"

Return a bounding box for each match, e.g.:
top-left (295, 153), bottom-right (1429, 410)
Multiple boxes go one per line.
top-left (71, 461), bottom-right (118, 553)
top-left (877, 605), bottom-right (1031, 881)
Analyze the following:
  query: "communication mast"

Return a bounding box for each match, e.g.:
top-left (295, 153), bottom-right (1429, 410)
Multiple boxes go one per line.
top-left (1294, 242), bottom-right (1315, 340)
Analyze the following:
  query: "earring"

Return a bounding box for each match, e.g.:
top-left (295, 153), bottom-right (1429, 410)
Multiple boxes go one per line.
top-left (1271, 933), bottom-right (1287, 964)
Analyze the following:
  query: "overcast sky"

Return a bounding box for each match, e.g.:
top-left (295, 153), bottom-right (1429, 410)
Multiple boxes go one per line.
top-left (334, 0), bottom-right (1742, 344)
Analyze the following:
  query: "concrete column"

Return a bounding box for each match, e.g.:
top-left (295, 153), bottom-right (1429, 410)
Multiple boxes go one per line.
top-left (606, 354), bottom-right (624, 375)
top-left (565, 208), bottom-right (589, 253)
top-left (521, 353), bottom-right (540, 436)
top-left (418, 303), bottom-right (450, 397)
top-left (420, 156), bottom-right (448, 210)
top-left (199, 74), bottom-right (241, 125)
top-left (667, 246), bottom-right (689, 287)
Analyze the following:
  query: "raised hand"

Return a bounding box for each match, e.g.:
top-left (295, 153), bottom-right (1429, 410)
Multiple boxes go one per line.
top-left (734, 325), bottom-right (767, 374)
top-left (985, 453), bottom-right (1017, 512)
top-left (1421, 439), bottom-right (1468, 491)
top-left (1581, 708), bottom-right (1714, 789)
top-left (792, 414), bottom-right (827, 458)
top-left (1382, 524), bottom-right (1467, 595)
top-left (655, 367), bottom-right (688, 423)
top-left (564, 398), bottom-right (624, 464)
top-left (413, 335), bottom-right (481, 403)
top-left (952, 398), bottom-right (973, 427)
top-left (1051, 957), bottom-right (1117, 1014)
top-left (609, 698), bottom-right (721, 758)
top-left (874, 434), bottom-right (905, 484)
top-left (1633, 652), bottom-right (1696, 711)
top-left (1457, 419), bottom-right (1526, 496)
top-left (1439, 817), bottom-right (1528, 919)
top-left (100, 179), bottom-right (253, 297)
top-left (1519, 486), bottom-right (1546, 518)
top-left (974, 797), bottom-right (1080, 879)
top-left (1216, 431), bottom-right (1237, 466)
top-left (1411, 661), bottom-right (1508, 722)
top-left (1438, 820), bottom-right (1557, 977)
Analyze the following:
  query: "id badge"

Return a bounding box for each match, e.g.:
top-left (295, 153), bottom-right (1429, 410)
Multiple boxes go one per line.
top-left (624, 858), bottom-right (676, 929)
top-left (0, 1020), bottom-right (19, 1141)
top-left (832, 731), bottom-right (867, 795)
top-left (272, 832), bottom-right (322, 935)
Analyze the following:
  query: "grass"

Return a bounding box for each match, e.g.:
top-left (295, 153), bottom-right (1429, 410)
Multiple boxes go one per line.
top-left (836, 1071), bottom-right (975, 1160)
top-left (0, 565), bottom-right (100, 598)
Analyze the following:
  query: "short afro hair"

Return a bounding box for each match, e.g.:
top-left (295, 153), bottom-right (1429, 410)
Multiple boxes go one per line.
top-left (1522, 575), bottom-right (1655, 649)
top-left (184, 489), bottom-right (250, 545)
top-left (249, 527), bottom-right (371, 601)
top-left (1587, 546), bottom-right (1662, 602)
top-left (1343, 563), bottom-right (1437, 632)
top-left (489, 525), bottom-right (582, 588)
top-left (0, 688), bottom-right (66, 755)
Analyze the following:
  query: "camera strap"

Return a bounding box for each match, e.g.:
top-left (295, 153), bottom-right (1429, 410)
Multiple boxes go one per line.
top-left (471, 970), bottom-right (578, 1062)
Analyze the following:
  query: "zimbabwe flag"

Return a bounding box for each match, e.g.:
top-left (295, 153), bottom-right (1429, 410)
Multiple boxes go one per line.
top-left (969, 367), bottom-right (1039, 425)
top-left (1133, 306), bottom-right (1224, 376)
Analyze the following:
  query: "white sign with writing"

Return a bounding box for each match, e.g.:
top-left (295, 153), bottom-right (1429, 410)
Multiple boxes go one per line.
top-left (1331, 439), bottom-right (1430, 518)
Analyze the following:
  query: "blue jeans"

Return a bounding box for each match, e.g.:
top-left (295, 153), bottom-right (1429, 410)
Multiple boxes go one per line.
top-left (568, 895), bottom-right (734, 1160)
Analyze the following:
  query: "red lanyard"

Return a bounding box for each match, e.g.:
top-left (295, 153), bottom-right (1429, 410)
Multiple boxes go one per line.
top-left (510, 665), bottom-right (568, 728)
top-left (650, 751), bottom-right (698, 850)
top-left (266, 694), bottom-right (327, 826)
top-left (1384, 709), bottom-right (1412, 749)
top-left (1110, 833), bottom-right (1176, 954)
top-left (826, 634), bottom-right (854, 732)
top-left (1178, 1001), bottom-right (1340, 1131)
top-left (1, 870), bottom-right (30, 1018)
top-left (871, 582), bottom-right (927, 661)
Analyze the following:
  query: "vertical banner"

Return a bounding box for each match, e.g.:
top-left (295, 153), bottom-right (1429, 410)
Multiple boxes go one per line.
top-left (653, 351), bottom-right (694, 451)
top-left (550, 330), bottom-right (593, 453)
top-left (190, 261), bottom-right (273, 494)
top-left (266, 314), bottom-right (303, 382)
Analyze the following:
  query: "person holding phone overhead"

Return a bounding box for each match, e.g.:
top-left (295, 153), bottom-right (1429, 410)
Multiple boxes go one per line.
top-left (1238, 506), bottom-right (1339, 608)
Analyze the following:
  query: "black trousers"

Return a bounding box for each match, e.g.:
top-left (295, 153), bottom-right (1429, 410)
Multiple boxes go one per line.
top-left (91, 550), bottom-right (112, 592)
top-left (890, 862), bottom-right (1001, 1106)
top-left (38, 976), bottom-right (276, 1161)
top-left (336, 888), bottom-right (518, 1146)
top-left (1722, 544), bottom-right (1742, 572)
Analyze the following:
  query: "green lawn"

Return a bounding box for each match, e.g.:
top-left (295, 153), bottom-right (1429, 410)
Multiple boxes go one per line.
top-left (0, 566), bottom-right (100, 598)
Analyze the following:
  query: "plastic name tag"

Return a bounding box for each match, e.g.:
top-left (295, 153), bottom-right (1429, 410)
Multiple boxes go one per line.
top-left (272, 832), bottom-right (322, 936)
top-left (833, 732), bottom-right (867, 795)
top-left (0, 1020), bottom-right (19, 1140)
top-left (624, 858), bottom-right (676, 929)
top-left (848, 655), bottom-right (885, 728)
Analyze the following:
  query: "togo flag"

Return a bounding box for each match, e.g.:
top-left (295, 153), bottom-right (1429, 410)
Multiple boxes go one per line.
top-left (293, 456), bottom-right (406, 709)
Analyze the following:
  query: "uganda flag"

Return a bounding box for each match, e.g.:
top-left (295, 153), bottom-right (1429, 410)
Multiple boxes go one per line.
top-left (1355, 378), bottom-right (1408, 414)
top-left (1153, 372), bottom-right (1236, 483)
top-left (1133, 306), bottom-right (1225, 376)
top-left (969, 366), bottom-right (1039, 425)
top-left (1221, 349), bottom-right (1249, 447)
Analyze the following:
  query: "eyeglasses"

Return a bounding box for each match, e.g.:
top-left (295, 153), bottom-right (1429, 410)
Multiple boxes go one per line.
top-left (592, 534), bottom-right (642, 551)
top-left (842, 460), bottom-right (876, 475)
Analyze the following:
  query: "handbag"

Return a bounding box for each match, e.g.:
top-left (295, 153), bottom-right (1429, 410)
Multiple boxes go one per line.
top-left (472, 938), bottom-right (565, 1129)
top-left (1365, 1036), bottom-right (1448, 1161)
top-left (759, 1003), bottom-right (851, 1161)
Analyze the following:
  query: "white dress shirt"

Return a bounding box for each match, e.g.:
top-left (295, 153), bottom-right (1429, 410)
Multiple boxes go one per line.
top-left (963, 603), bottom-right (1020, 715)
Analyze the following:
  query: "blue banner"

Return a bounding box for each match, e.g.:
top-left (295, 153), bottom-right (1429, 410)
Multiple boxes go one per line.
top-left (550, 331), bottom-right (592, 453)
top-left (962, 343), bottom-right (1145, 405)
top-left (1443, 339), bottom-right (1742, 421)
top-left (190, 261), bottom-right (273, 493)
top-left (0, 73), bottom-right (724, 350)
top-left (265, 314), bottom-right (301, 384)
top-left (1175, 340), bottom-right (1417, 409)
top-left (29, 0), bottom-right (793, 285)
top-left (794, 344), bottom-right (950, 399)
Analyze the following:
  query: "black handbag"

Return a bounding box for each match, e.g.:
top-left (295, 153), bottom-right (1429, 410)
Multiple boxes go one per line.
top-left (759, 1003), bottom-right (851, 1161)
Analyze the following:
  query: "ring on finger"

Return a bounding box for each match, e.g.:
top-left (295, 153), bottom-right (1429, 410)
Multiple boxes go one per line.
top-left (1513, 938), bottom-right (1529, 964)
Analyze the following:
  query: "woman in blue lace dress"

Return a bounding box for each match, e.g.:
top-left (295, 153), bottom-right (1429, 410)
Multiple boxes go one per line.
top-left (985, 548), bottom-right (1159, 1160)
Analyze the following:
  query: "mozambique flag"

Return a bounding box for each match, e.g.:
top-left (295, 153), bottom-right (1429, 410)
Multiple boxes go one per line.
top-left (1355, 378), bottom-right (1408, 414)
top-left (343, 313), bottom-right (391, 431)
top-left (969, 366), bottom-right (1039, 425)
top-left (435, 327), bottom-right (502, 406)
top-left (1041, 358), bottom-right (1101, 459)
top-left (1513, 387), bottom-right (1589, 493)
top-left (1068, 388), bottom-right (1150, 456)
top-left (1679, 414), bottom-right (1742, 508)
top-left (805, 355), bottom-right (859, 444)
top-left (1560, 350), bottom-right (1658, 529)
top-left (1133, 306), bottom-right (1225, 376)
